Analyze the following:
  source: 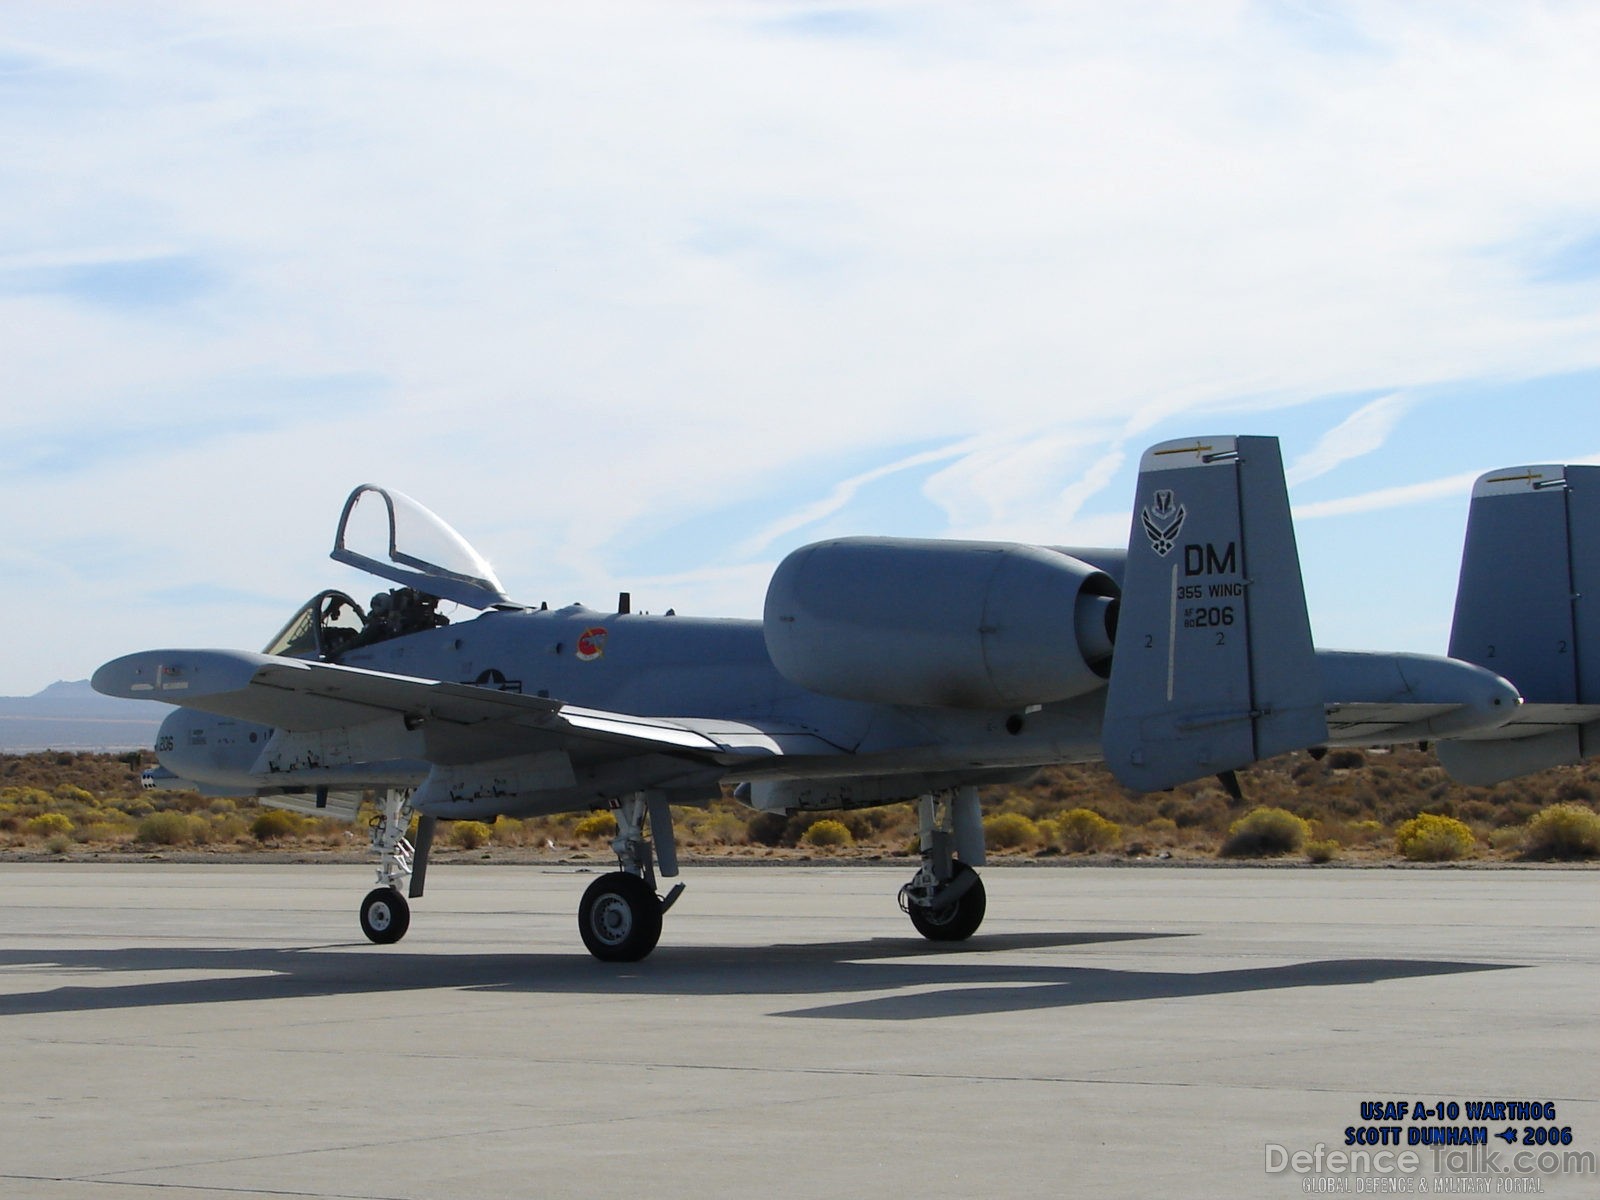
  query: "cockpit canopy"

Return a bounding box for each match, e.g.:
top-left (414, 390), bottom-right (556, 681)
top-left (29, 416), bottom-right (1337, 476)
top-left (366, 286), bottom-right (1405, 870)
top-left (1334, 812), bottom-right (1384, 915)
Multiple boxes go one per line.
top-left (332, 484), bottom-right (510, 610)
top-left (263, 589), bottom-right (366, 659)
top-left (266, 485), bottom-right (514, 661)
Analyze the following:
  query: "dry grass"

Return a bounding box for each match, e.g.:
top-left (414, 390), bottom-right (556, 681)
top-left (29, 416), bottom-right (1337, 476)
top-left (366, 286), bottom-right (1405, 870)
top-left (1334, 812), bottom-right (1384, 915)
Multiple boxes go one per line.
top-left (3, 748), bottom-right (1599, 863)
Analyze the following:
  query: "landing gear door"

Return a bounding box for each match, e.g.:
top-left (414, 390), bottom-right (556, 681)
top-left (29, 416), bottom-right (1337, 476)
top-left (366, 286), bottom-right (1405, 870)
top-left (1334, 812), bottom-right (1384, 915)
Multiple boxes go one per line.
top-left (332, 485), bottom-right (512, 610)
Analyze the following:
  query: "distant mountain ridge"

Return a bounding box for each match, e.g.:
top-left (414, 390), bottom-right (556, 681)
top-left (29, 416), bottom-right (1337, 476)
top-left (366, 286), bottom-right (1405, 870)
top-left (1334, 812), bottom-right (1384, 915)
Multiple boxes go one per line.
top-left (0, 680), bottom-right (166, 752)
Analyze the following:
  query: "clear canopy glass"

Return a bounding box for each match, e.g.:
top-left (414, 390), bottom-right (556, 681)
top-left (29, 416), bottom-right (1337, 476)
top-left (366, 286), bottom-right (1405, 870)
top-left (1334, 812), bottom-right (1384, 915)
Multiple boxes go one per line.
top-left (331, 485), bottom-right (510, 609)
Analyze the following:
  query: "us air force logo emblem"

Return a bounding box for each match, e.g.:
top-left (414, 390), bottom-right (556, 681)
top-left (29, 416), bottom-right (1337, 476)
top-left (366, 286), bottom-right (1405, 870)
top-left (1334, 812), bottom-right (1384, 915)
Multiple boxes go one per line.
top-left (1141, 489), bottom-right (1185, 557)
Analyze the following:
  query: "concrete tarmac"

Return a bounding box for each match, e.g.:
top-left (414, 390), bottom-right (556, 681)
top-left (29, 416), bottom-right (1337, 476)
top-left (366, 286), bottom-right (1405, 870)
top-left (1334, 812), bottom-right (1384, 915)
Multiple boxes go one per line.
top-left (0, 863), bottom-right (1594, 1198)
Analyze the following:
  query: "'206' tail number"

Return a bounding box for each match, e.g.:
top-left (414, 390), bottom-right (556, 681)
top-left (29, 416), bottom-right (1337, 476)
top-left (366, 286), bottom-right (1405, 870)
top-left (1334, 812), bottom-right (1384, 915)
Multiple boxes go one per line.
top-left (1183, 605), bottom-right (1235, 630)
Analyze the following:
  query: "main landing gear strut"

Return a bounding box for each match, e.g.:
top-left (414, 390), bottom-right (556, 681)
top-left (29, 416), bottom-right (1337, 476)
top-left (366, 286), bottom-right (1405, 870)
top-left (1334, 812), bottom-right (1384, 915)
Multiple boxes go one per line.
top-left (898, 786), bottom-right (987, 942)
top-left (358, 789), bottom-right (434, 945)
top-left (577, 791), bottom-right (685, 963)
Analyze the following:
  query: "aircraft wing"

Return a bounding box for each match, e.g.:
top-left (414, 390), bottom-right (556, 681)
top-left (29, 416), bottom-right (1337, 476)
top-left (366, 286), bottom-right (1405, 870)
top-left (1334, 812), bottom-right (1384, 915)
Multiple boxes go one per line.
top-left (91, 649), bottom-right (840, 766)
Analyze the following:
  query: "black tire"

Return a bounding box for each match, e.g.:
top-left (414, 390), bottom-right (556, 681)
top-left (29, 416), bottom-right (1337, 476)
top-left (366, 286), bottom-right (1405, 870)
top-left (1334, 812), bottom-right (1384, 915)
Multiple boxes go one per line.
top-left (360, 886), bottom-right (410, 944)
top-left (579, 872), bottom-right (663, 962)
top-left (907, 862), bottom-right (986, 942)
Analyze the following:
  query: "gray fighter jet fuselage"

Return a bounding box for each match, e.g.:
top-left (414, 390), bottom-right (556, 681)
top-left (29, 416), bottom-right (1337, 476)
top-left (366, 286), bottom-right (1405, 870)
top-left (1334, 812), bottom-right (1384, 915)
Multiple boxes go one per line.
top-left (96, 438), bottom-right (1597, 960)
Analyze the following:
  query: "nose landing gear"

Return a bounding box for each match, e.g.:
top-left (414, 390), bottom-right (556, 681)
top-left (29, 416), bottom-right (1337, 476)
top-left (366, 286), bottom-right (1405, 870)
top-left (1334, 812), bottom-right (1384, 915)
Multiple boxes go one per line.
top-left (359, 789), bottom-right (430, 945)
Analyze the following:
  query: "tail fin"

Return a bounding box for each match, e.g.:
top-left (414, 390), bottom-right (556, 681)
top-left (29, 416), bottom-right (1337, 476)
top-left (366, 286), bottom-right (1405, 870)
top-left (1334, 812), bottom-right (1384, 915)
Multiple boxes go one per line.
top-left (1102, 436), bottom-right (1328, 791)
top-left (1446, 465), bottom-right (1600, 703)
top-left (1438, 465), bottom-right (1600, 783)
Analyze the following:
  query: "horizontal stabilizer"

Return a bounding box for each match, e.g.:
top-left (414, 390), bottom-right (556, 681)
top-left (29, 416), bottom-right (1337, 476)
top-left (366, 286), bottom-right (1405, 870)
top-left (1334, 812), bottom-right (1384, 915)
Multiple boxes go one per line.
top-left (1102, 436), bottom-right (1328, 791)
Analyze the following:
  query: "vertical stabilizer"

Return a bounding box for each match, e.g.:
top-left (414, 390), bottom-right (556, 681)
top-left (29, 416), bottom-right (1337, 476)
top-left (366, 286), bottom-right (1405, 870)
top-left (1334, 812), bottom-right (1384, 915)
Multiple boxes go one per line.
top-left (1439, 465), bottom-right (1600, 783)
top-left (1102, 436), bottom-right (1327, 791)
top-left (1446, 465), bottom-right (1600, 703)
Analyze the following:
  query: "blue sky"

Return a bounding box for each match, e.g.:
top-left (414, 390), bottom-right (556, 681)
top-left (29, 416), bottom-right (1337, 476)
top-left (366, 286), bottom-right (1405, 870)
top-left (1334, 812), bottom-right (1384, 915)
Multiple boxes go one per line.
top-left (0, 2), bottom-right (1597, 694)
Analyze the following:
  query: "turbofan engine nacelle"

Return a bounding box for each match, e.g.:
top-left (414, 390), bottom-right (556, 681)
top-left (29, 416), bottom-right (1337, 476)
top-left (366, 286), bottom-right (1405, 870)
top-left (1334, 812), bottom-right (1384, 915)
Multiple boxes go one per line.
top-left (763, 537), bottom-right (1118, 710)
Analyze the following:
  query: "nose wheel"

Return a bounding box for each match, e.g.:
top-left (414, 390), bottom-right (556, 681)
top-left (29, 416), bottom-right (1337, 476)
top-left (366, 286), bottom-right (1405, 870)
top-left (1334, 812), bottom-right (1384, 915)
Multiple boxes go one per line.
top-left (360, 886), bottom-right (410, 944)
top-left (359, 789), bottom-right (423, 945)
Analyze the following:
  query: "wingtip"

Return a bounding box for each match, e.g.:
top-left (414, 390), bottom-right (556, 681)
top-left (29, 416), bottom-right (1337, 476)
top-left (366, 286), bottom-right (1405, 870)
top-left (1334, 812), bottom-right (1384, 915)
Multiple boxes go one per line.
top-left (91, 649), bottom-right (275, 700)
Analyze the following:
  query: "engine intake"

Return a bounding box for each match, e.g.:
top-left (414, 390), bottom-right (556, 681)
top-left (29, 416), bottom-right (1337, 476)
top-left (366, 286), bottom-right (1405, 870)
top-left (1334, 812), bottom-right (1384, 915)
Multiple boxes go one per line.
top-left (763, 537), bottom-right (1118, 709)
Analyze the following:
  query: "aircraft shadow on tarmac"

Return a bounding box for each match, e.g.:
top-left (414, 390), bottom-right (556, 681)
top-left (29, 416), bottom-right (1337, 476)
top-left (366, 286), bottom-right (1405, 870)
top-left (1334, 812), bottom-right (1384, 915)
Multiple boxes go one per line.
top-left (0, 933), bottom-right (1520, 1021)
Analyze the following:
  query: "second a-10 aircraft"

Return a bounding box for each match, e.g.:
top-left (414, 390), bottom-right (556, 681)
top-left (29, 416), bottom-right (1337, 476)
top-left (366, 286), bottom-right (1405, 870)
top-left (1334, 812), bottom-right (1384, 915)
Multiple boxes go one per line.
top-left (95, 436), bottom-right (1600, 960)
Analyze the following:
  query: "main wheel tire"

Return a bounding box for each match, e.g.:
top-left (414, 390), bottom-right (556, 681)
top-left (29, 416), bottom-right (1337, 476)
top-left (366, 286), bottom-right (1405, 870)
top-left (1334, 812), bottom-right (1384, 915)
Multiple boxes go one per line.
top-left (360, 886), bottom-right (410, 944)
top-left (907, 862), bottom-right (986, 942)
top-left (578, 872), bottom-right (664, 962)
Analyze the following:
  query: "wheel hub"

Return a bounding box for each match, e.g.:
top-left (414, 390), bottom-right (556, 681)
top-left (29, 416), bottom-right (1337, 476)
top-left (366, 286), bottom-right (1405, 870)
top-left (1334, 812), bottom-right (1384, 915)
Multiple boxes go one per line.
top-left (593, 894), bottom-right (633, 944)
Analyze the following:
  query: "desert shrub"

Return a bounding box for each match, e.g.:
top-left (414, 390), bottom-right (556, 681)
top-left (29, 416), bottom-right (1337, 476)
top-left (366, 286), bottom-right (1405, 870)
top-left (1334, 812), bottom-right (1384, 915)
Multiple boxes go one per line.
top-left (450, 820), bottom-right (493, 850)
top-left (75, 820), bottom-right (133, 844)
top-left (250, 809), bottom-right (301, 843)
top-left (1055, 808), bottom-right (1121, 853)
top-left (1325, 749), bottom-right (1366, 770)
top-left (490, 817), bottom-right (528, 846)
top-left (53, 784), bottom-right (96, 804)
top-left (800, 818), bottom-right (853, 848)
top-left (1486, 826), bottom-right (1525, 853)
top-left (983, 811), bottom-right (1040, 850)
top-left (836, 811), bottom-right (874, 840)
top-left (1554, 778), bottom-right (1594, 804)
top-left (138, 811), bottom-right (202, 846)
top-left (573, 811), bottom-right (619, 841)
top-left (684, 810), bottom-right (747, 845)
top-left (1174, 794), bottom-right (1228, 829)
top-left (1521, 803), bottom-right (1600, 861)
top-left (26, 812), bottom-right (74, 838)
top-left (210, 815), bottom-right (249, 843)
top-left (1305, 839), bottom-right (1340, 863)
top-left (1219, 807), bottom-right (1310, 858)
top-left (1, 786), bottom-right (53, 806)
top-left (207, 797), bottom-right (238, 814)
top-left (44, 833), bottom-right (73, 855)
top-left (1395, 813), bottom-right (1475, 862)
top-left (744, 811), bottom-right (788, 846)
top-left (1290, 758), bottom-right (1325, 785)
top-left (1347, 819), bottom-right (1386, 845)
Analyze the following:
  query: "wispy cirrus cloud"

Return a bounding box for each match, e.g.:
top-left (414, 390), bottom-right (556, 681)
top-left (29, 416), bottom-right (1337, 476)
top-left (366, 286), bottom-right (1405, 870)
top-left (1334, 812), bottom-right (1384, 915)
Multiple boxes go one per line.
top-left (1295, 453), bottom-right (1600, 520)
top-left (1286, 394), bottom-right (1416, 486)
top-left (735, 440), bottom-right (977, 557)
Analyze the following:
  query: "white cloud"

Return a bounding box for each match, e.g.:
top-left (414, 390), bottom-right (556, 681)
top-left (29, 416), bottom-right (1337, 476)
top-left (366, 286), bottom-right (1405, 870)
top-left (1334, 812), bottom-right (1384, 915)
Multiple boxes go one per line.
top-left (1296, 453), bottom-right (1600, 520)
top-left (1293, 468), bottom-right (1487, 520)
top-left (735, 440), bottom-right (975, 556)
top-left (1286, 393), bottom-right (1414, 485)
top-left (2, 2), bottom-right (1599, 689)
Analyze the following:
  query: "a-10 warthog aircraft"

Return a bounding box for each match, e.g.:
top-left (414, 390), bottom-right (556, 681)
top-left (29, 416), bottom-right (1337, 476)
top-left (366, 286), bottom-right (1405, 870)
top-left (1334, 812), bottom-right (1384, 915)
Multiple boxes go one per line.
top-left (94, 436), bottom-right (1600, 960)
